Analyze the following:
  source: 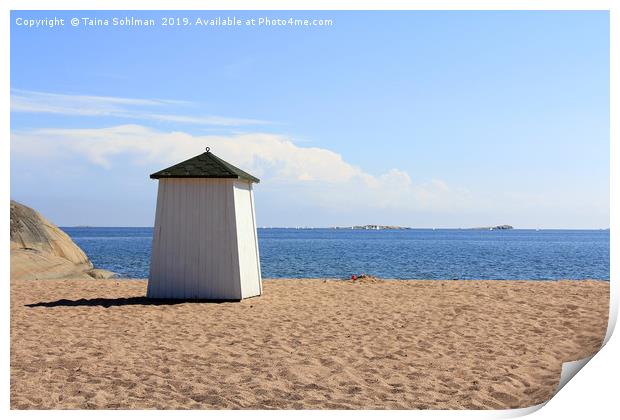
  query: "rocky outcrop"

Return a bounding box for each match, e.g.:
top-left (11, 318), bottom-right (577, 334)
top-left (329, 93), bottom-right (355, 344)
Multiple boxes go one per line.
top-left (86, 269), bottom-right (119, 279)
top-left (11, 250), bottom-right (93, 281)
top-left (10, 200), bottom-right (103, 280)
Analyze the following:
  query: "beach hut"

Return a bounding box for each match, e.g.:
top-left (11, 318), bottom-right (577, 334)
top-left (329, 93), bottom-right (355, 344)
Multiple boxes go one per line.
top-left (147, 148), bottom-right (262, 300)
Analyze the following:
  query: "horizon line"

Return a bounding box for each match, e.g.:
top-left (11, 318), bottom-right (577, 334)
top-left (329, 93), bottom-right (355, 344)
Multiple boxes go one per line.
top-left (59, 225), bottom-right (611, 230)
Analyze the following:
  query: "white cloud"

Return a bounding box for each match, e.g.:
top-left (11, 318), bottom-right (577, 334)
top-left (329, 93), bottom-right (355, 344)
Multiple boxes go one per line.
top-left (11, 124), bottom-right (472, 214)
top-left (10, 89), bottom-right (271, 126)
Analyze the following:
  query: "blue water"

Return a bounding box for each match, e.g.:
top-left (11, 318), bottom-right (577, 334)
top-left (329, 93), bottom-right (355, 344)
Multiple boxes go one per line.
top-left (61, 227), bottom-right (610, 280)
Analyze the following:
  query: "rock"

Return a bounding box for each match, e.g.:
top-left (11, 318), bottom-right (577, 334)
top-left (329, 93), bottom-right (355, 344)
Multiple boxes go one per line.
top-left (10, 200), bottom-right (94, 280)
top-left (86, 269), bottom-right (119, 279)
top-left (349, 274), bottom-right (383, 284)
top-left (11, 249), bottom-right (93, 281)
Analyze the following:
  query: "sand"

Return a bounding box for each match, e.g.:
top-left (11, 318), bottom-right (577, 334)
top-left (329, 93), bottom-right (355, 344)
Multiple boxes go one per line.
top-left (11, 278), bottom-right (609, 410)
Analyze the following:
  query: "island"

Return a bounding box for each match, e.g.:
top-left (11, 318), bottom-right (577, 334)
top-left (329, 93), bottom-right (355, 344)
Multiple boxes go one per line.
top-left (470, 225), bottom-right (514, 230)
top-left (332, 225), bottom-right (412, 230)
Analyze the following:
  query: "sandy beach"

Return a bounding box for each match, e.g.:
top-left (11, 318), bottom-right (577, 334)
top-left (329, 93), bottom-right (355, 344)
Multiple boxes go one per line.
top-left (11, 278), bottom-right (609, 410)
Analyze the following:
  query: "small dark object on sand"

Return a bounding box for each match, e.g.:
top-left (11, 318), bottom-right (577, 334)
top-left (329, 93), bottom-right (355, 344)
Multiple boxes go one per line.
top-left (349, 274), bottom-right (382, 284)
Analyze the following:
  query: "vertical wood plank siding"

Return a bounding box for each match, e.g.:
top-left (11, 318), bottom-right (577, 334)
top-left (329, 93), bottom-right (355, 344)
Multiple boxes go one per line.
top-left (249, 183), bottom-right (263, 295)
top-left (233, 181), bottom-right (262, 298)
top-left (148, 178), bottom-right (262, 300)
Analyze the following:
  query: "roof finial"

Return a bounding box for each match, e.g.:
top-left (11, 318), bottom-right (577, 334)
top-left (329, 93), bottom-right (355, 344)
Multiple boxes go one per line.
top-left (205, 146), bottom-right (211, 153)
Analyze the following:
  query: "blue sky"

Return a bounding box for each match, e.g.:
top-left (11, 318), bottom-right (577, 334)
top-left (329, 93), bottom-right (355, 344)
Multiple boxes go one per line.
top-left (10, 10), bottom-right (609, 228)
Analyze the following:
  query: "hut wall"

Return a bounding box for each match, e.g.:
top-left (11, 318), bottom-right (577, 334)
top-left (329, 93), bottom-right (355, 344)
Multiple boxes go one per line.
top-left (233, 180), bottom-right (262, 298)
top-left (147, 178), bottom-right (242, 300)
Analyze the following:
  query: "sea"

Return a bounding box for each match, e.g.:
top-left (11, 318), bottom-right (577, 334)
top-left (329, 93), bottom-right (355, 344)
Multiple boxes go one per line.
top-left (60, 227), bottom-right (610, 281)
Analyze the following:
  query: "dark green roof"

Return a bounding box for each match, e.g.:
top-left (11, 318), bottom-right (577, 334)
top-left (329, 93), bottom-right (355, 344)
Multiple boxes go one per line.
top-left (150, 150), bottom-right (260, 183)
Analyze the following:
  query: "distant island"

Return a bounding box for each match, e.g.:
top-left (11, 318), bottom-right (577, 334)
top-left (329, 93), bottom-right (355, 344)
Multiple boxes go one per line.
top-left (260, 225), bottom-right (515, 230)
top-left (333, 225), bottom-right (412, 230)
top-left (470, 225), bottom-right (514, 230)
top-left (331, 224), bottom-right (514, 230)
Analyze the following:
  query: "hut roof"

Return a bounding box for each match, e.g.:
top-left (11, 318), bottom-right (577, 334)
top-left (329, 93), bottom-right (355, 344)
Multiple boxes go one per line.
top-left (150, 149), bottom-right (260, 183)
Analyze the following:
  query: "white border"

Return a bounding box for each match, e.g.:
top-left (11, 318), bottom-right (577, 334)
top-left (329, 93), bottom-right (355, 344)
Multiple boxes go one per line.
top-left (3, 1), bottom-right (616, 419)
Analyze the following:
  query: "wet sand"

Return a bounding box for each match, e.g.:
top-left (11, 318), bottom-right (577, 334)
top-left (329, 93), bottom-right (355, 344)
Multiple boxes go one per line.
top-left (11, 278), bottom-right (609, 409)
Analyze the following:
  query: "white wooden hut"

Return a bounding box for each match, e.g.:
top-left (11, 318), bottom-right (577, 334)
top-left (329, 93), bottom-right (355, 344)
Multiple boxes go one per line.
top-left (147, 148), bottom-right (262, 300)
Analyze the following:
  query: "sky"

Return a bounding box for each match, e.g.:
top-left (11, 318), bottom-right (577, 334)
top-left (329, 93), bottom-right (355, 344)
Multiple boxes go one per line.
top-left (10, 10), bottom-right (609, 228)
